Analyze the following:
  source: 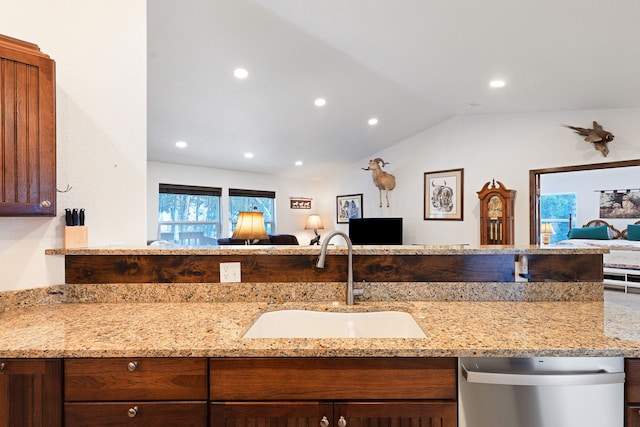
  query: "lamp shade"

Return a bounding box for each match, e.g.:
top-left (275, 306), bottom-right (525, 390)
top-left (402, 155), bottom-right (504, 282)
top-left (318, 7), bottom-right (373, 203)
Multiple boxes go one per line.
top-left (305, 214), bottom-right (325, 230)
top-left (232, 211), bottom-right (269, 241)
top-left (540, 223), bottom-right (555, 234)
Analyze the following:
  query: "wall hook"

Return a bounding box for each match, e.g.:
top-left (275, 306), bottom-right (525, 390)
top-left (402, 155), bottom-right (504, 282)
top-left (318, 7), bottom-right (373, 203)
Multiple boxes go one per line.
top-left (57, 184), bottom-right (72, 193)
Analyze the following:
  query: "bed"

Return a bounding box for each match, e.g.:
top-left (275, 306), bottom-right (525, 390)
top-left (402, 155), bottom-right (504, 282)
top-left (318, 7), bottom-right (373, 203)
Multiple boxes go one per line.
top-left (553, 219), bottom-right (640, 292)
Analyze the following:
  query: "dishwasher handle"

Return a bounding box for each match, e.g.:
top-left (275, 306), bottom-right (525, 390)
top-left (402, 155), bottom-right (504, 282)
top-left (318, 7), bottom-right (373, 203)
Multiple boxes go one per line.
top-left (461, 365), bottom-right (625, 387)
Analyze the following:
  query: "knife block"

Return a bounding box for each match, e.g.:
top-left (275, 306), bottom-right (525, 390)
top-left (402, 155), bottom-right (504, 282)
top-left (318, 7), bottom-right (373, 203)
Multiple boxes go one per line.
top-left (64, 226), bottom-right (88, 249)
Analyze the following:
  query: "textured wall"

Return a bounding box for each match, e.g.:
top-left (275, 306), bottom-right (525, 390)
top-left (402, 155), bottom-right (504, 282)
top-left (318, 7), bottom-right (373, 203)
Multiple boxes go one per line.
top-left (0, 1), bottom-right (147, 290)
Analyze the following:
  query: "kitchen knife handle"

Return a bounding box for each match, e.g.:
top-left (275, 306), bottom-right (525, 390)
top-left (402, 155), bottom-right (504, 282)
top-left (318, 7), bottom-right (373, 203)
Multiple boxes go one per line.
top-left (79, 209), bottom-right (85, 226)
top-left (65, 209), bottom-right (73, 226)
top-left (71, 209), bottom-right (79, 226)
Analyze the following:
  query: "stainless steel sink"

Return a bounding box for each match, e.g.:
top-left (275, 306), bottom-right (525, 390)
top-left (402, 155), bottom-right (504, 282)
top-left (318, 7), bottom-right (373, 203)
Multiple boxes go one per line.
top-left (243, 310), bottom-right (426, 338)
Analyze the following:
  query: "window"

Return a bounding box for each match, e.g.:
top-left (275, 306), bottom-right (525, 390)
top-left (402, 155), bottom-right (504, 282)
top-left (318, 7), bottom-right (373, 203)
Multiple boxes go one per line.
top-left (540, 192), bottom-right (577, 244)
top-left (158, 184), bottom-right (221, 245)
top-left (228, 188), bottom-right (276, 234)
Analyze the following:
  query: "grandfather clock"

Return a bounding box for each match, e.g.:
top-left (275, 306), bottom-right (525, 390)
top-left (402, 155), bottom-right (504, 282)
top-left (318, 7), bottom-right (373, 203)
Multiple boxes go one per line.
top-left (477, 179), bottom-right (516, 245)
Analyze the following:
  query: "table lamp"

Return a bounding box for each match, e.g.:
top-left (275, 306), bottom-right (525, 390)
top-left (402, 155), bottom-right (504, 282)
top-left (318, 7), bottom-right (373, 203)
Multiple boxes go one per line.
top-left (232, 211), bottom-right (269, 244)
top-left (305, 214), bottom-right (325, 245)
top-left (540, 223), bottom-right (555, 245)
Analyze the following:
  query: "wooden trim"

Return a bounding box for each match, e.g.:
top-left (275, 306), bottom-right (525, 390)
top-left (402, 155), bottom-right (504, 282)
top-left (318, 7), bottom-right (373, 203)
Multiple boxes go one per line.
top-left (529, 160), bottom-right (640, 243)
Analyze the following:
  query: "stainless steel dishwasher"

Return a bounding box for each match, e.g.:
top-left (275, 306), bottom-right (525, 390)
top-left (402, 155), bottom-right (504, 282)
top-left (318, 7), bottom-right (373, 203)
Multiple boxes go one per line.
top-left (458, 357), bottom-right (625, 427)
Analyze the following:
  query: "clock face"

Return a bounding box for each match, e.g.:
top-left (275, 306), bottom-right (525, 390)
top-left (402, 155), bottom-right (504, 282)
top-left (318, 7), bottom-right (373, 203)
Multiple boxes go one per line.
top-left (487, 195), bottom-right (502, 219)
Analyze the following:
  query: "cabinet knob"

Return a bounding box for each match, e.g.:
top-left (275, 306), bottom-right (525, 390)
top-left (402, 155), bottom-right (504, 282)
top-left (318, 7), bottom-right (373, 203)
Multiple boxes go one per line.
top-left (41, 200), bottom-right (51, 208)
top-left (338, 416), bottom-right (347, 427)
top-left (127, 406), bottom-right (138, 418)
top-left (0, 362), bottom-right (5, 370)
top-left (320, 416), bottom-right (329, 427)
top-left (127, 361), bottom-right (138, 372)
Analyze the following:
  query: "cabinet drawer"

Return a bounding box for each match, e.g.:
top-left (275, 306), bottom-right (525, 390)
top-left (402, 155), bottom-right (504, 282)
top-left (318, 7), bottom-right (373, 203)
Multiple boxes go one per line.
top-left (65, 358), bottom-right (207, 401)
top-left (65, 402), bottom-right (206, 426)
top-left (627, 359), bottom-right (640, 403)
top-left (626, 404), bottom-right (640, 427)
top-left (210, 358), bottom-right (456, 400)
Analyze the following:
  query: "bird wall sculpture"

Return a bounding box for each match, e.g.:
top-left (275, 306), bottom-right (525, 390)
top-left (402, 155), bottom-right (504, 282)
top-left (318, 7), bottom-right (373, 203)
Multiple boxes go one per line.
top-left (562, 121), bottom-right (614, 157)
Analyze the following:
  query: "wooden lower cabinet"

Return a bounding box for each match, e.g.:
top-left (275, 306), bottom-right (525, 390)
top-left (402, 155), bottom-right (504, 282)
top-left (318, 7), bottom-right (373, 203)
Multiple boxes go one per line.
top-left (63, 358), bottom-right (208, 427)
top-left (65, 402), bottom-right (207, 426)
top-left (336, 402), bottom-right (456, 427)
top-left (628, 359), bottom-right (640, 427)
top-left (0, 358), bottom-right (62, 427)
top-left (211, 401), bottom-right (456, 427)
top-left (211, 401), bottom-right (332, 427)
top-left (210, 358), bottom-right (457, 427)
top-left (627, 405), bottom-right (640, 427)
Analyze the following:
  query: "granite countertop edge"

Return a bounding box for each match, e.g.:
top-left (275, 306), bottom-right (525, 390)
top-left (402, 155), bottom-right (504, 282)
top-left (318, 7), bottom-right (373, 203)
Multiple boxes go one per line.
top-left (1, 299), bottom-right (639, 359)
top-left (45, 245), bottom-right (608, 256)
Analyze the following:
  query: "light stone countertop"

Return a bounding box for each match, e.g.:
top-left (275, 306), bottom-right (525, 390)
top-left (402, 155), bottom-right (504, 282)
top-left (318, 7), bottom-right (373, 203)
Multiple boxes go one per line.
top-left (1, 292), bottom-right (639, 359)
top-left (44, 244), bottom-right (608, 256)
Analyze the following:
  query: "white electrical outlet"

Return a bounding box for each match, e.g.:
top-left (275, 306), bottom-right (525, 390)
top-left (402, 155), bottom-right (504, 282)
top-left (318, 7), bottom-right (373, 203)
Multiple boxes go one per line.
top-left (220, 262), bottom-right (241, 283)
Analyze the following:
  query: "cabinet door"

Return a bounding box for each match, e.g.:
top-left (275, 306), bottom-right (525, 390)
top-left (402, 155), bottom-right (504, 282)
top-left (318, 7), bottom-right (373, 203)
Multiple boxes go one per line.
top-left (0, 34), bottom-right (56, 216)
top-left (65, 401), bottom-right (207, 427)
top-left (0, 359), bottom-right (62, 427)
top-left (211, 402), bottom-right (333, 427)
top-left (627, 405), bottom-right (640, 427)
top-left (335, 401), bottom-right (457, 427)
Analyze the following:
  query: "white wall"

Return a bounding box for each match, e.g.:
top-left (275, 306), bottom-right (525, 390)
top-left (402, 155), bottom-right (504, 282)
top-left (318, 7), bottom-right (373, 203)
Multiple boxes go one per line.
top-left (324, 108), bottom-right (640, 245)
top-left (147, 162), bottom-right (325, 245)
top-left (2, 3), bottom-right (638, 292)
top-left (0, 1), bottom-right (147, 291)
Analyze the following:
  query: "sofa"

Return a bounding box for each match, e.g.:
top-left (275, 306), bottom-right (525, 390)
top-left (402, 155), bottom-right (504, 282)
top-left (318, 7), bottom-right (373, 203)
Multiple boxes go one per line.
top-left (216, 234), bottom-right (299, 245)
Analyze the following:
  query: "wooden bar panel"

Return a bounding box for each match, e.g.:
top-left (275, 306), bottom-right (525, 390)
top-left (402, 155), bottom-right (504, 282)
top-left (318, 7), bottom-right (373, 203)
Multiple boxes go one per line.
top-left (64, 254), bottom-right (520, 284)
top-left (210, 358), bottom-right (457, 401)
top-left (528, 254), bottom-right (602, 281)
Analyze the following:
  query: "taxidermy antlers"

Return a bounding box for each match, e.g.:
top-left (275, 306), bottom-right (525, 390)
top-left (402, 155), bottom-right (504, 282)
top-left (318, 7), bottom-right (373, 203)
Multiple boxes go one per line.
top-left (362, 158), bottom-right (396, 207)
top-left (562, 121), bottom-right (614, 157)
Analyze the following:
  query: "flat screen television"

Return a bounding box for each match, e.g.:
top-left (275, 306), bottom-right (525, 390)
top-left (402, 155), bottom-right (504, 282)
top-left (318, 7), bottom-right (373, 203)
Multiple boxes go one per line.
top-left (348, 217), bottom-right (403, 245)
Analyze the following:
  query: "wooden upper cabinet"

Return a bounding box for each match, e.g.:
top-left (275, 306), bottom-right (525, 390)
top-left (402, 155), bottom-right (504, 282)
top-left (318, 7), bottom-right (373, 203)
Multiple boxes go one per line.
top-left (0, 34), bottom-right (56, 216)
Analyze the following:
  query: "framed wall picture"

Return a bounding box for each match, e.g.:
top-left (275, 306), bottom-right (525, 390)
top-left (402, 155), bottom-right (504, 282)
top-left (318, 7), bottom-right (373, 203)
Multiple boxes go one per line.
top-left (336, 194), bottom-right (363, 223)
top-left (599, 189), bottom-right (640, 218)
top-left (289, 198), bottom-right (312, 209)
top-left (424, 168), bottom-right (464, 220)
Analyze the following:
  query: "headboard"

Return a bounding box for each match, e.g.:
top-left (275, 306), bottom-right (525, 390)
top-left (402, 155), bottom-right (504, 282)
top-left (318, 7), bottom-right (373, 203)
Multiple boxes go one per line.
top-left (568, 214), bottom-right (637, 240)
top-left (621, 220), bottom-right (640, 240)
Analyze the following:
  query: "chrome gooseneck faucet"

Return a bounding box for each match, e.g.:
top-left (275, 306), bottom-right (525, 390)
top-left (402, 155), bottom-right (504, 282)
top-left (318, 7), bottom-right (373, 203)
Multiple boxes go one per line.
top-left (316, 231), bottom-right (362, 305)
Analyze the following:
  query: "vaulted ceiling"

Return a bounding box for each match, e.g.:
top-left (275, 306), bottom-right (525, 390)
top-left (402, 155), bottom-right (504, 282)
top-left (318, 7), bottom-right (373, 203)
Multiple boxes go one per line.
top-left (147, 0), bottom-right (640, 180)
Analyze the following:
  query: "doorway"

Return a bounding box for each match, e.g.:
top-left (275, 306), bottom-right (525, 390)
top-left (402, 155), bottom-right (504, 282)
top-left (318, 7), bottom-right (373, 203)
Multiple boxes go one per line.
top-left (529, 160), bottom-right (640, 244)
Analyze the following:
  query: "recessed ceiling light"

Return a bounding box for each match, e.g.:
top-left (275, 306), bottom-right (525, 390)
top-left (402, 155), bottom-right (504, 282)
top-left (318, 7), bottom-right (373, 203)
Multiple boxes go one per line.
top-left (295, 160), bottom-right (303, 166)
top-left (368, 118), bottom-right (379, 126)
top-left (175, 141), bottom-right (187, 148)
top-left (314, 98), bottom-right (326, 107)
top-left (489, 80), bottom-right (506, 88)
top-left (244, 152), bottom-right (254, 159)
top-left (234, 68), bottom-right (249, 79)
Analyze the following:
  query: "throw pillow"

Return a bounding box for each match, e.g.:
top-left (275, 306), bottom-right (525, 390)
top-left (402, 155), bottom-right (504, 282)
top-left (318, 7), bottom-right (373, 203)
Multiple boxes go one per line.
top-left (567, 225), bottom-right (610, 240)
top-left (628, 224), bottom-right (640, 241)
